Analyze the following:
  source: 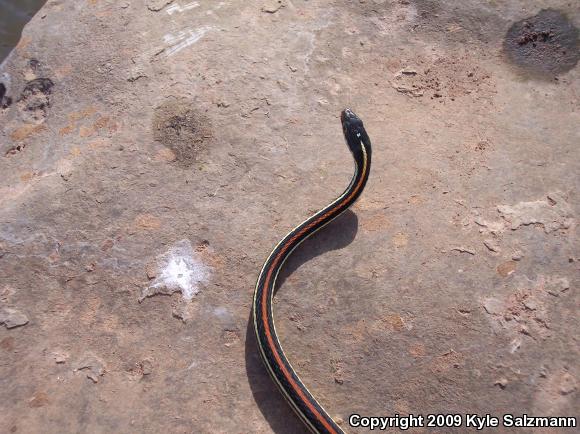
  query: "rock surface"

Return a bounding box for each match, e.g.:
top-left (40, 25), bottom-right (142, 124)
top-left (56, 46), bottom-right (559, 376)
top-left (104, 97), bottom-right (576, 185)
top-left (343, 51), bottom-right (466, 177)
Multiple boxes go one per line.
top-left (0, 0), bottom-right (578, 433)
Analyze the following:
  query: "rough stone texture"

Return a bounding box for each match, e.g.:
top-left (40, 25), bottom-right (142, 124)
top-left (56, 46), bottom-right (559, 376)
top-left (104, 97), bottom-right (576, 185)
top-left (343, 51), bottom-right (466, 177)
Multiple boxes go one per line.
top-left (0, 1), bottom-right (578, 433)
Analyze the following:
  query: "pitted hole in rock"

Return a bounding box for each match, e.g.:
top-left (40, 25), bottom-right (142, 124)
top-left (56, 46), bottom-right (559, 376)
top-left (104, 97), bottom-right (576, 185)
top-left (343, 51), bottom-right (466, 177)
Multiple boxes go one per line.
top-left (18, 78), bottom-right (54, 119)
top-left (5, 143), bottom-right (26, 157)
top-left (153, 100), bottom-right (213, 167)
top-left (503, 9), bottom-right (579, 78)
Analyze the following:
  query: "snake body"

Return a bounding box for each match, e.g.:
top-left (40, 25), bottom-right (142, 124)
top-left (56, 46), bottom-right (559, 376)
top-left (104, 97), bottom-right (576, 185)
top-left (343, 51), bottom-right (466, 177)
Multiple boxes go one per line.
top-left (253, 109), bottom-right (372, 434)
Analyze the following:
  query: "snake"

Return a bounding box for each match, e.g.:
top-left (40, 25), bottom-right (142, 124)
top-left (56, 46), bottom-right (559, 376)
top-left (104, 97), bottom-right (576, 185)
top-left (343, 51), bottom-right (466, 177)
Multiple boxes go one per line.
top-left (252, 108), bottom-right (372, 434)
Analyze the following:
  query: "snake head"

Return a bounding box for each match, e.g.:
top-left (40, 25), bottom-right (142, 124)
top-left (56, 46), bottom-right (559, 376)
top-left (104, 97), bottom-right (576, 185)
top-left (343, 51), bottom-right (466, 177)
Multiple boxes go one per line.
top-left (341, 108), bottom-right (371, 157)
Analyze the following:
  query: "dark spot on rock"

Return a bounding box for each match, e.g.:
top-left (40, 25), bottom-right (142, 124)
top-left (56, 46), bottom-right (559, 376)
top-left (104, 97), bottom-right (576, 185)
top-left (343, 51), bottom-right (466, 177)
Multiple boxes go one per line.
top-left (503, 9), bottom-right (579, 78)
top-left (18, 78), bottom-right (54, 119)
top-left (20, 78), bottom-right (54, 100)
top-left (153, 99), bottom-right (212, 167)
top-left (5, 143), bottom-right (26, 157)
top-left (29, 58), bottom-right (40, 71)
top-left (0, 83), bottom-right (12, 108)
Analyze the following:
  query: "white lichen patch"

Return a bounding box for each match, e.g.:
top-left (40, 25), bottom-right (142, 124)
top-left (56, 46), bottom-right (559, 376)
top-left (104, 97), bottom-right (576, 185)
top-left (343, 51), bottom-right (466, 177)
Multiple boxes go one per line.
top-left (140, 239), bottom-right (210, 301)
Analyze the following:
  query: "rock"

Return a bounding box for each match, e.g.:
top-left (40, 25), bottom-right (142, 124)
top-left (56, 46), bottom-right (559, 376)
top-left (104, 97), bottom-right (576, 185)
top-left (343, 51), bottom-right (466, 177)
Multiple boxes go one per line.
top-left (482, 298), bottom-right (503, 315)
top-left (141, 359), bottom-right (153, 376)
top-left (53, 350), bottom-right (69, 364)
top-left (0, 0), bottom-right (576, 428)
top-left (76, 353), bottom-right (106, 383)
top-left (147, 0), bottom-right (173, 12)
top-left (451, 246), bottom-right (475, 255)
top-left (546, 277), bottom-right (570, 296)
top-left (391, 83), bottom-right (424, 97)
top-left (145, 262), bottom-right (158, 280)
top-left (494, 378), bottom-right (508, 389)
top-left (0, 307), bottom-right (29, 329)
top-left (522, 298), bottom-right (538, 311)
top-left (519, 324), bottom-right (531, 336)
top-left (510, 338), bottom-right (521, 353)
top-left (483, 239), bottom-right (500, 253)
top-left (398, 67), bottom-right (418, 76)
top-left (261, 1), bottom-right (284, 13)
top-left (474, 217), bottom-right (505, 235)
top-left (511, 250), bottom-right (524, 261)
top-left (497, 192), bottom-right (573, 233)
